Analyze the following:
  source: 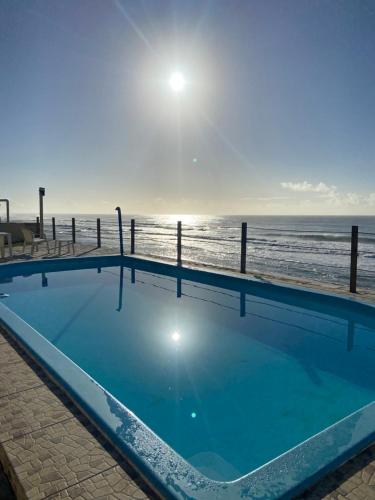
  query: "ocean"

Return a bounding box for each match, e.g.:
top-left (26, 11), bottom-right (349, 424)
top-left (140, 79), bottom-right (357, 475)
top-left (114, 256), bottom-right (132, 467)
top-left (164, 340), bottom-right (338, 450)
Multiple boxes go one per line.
top-left (13, 214), bottom-right (375, 290)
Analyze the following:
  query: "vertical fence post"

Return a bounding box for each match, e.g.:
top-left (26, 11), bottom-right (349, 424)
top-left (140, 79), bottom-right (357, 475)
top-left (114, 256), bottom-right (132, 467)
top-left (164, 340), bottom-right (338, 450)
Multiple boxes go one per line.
top-left (96, 218), bottom-right (101, 247)
top-left (131, 219), bottom-right (135, 254)
top-left (240, 222), bottom-right (247, 274)
top-left (177, 221), bottom-right (182, 265)
top-left (350, 225), bottom-right (358, 293)
top-left (72, 217), bottom-right (76, 244)
top-left (52, 217), bottom-right (56, 240)
top-left (36, 217), bottom-right (40, 237)
top-left (115, 207), bottom-right (124, 256)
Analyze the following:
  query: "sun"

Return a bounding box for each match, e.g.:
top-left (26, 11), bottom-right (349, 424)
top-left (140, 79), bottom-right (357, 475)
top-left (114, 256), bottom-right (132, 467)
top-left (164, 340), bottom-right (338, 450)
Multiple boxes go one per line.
top-left (169, 72), bottom-right (186, 93)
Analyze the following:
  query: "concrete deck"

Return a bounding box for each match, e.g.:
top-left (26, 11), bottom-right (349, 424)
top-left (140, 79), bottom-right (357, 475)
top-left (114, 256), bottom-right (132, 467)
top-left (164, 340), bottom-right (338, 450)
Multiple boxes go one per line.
top-left (0, 243), bottom-right (375, 498)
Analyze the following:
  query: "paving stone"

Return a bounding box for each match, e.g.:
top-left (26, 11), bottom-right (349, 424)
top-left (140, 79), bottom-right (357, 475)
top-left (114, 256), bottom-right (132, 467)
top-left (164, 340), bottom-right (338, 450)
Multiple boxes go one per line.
top-left (0, 385), bottom-right (75, 443)
top-left (360, 468), bottom-right (374, 485)
top-left (0, 356), bottom-right (44, 399)
top-left (2, 418), bottom-right (120, 499)
top-left (54, 465), bottom-right (153, 499)
top-left (0, 341), bottom-right (27, 366)
top-left (299, 444), bottom-right (375, 499)
top-left (352, 483), bottom-right (375, 497)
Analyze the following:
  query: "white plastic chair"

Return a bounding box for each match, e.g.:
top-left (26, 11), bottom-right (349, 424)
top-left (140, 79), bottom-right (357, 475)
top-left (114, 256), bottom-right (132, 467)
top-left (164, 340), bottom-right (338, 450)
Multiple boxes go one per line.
top-left (21, 227), bottom-right (51, 255)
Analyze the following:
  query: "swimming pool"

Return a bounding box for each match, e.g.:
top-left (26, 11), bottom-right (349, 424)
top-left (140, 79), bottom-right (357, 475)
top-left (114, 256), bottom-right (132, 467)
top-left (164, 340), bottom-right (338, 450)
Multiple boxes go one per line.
top-left (0, 256), bottom-right (374, 498)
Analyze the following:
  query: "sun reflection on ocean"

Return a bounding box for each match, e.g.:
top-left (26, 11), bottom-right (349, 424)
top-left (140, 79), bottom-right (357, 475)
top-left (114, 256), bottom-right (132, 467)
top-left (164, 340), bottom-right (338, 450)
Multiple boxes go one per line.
top-left (164, 214), bottom-right (214, 225)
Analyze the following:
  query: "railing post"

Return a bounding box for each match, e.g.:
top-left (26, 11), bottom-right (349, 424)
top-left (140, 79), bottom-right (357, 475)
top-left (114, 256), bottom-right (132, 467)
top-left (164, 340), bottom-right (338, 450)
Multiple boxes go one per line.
top-left (115, 207), bottom-right (124, 256)
top-left (240, 222), bottom-right (247, 274)
top-left (72, 217), bottom-right (76, 244)
top-left (52, 217), bottom-right (56, 240)
top-left (131, 219), bottom-right (135, 254)
top-left (350, 225), bottom-right (358, 293)
top-left (177, 221), bottom-right (182, 265)
top-left (96, 218), bottom-right (101, 247)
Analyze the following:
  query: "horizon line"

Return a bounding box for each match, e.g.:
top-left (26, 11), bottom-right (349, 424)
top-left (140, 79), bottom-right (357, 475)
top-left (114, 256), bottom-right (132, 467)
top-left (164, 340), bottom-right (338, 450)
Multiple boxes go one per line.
top-left (7, 212), bottom-right (375, 217)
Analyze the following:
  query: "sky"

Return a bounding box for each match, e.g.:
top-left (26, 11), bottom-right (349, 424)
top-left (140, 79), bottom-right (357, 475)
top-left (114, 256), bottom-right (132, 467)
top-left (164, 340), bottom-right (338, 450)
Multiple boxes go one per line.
top-left (1, 0), bottom-right (375, 215)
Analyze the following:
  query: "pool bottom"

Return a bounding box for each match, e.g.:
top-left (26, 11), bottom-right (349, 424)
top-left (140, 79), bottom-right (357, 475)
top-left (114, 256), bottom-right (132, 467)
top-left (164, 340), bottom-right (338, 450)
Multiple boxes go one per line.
top-left (0, 255), bottom-right (375, 499)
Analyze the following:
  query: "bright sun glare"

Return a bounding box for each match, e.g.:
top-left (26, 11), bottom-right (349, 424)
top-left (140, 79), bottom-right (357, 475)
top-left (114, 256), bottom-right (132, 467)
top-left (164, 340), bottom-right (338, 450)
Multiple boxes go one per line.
top-left (169, 72), bottom-right (186, 93)
top-left (171, 331), bottom-right (181, 342)
top-left (166, 214), bottom-right (198, 225)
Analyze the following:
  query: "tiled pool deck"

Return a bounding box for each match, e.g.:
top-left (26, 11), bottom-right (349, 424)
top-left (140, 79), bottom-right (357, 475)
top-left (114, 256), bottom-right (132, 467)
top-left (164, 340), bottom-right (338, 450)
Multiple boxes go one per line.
top-left (0, 244), bottom-right (374, 499)
top-left (0, 329), bottom-right (156, 499)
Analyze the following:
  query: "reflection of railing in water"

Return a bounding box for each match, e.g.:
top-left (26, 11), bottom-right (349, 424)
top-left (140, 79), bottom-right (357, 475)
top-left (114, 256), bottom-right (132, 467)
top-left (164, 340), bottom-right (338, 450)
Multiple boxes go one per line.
top-left (101, 266), bottom-right (373, 356)
top-left (34, 266), bottom-right (375, 360)
top-left (117, 265), bottom-right (124, 311)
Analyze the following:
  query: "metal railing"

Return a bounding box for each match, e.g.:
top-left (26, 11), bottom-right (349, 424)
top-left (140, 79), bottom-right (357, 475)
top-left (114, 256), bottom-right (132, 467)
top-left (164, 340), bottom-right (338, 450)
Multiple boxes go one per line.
top-left (126, 219), bottom-right (371, 294)
top-left (39, 215), bottom-right (375, 295)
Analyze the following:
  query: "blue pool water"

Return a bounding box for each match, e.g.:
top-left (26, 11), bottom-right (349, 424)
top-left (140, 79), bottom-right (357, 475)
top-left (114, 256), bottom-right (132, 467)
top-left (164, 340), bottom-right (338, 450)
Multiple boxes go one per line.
top-left (0, 257), bottom-right (375, 495)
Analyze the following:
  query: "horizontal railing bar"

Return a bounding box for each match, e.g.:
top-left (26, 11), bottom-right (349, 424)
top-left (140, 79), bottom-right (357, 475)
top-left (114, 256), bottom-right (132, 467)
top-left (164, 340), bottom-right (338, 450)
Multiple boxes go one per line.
top-left (245, 226), bottom-right (351, 234)
top-left (135, 222), bottom-right (177, 228)
top-left (250, 255), bottom-right (350, 270)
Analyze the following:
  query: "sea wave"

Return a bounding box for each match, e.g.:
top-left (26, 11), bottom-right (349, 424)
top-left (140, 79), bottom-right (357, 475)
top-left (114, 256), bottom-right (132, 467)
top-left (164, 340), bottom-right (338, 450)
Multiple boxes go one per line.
top-left (263, 232), bottom-right (375, 244)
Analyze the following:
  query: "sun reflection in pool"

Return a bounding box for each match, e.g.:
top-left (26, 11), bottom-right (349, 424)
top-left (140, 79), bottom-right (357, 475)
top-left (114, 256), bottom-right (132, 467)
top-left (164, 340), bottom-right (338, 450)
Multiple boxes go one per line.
top-left (171, 331), bottom-right (181, 342)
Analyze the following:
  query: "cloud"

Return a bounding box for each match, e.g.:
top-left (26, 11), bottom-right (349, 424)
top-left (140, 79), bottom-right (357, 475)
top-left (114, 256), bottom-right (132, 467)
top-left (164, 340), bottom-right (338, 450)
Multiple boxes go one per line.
top-left (240, 196), bottom-right (292, 201)
top-left (281, 180), bottom-right (375, 209)
top-left (280, 181), bottom-right (336, 195)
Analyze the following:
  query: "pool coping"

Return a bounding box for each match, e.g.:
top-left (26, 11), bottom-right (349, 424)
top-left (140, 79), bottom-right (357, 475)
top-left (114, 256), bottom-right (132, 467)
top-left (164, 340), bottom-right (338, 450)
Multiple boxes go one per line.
top-left (0, 254), bottom-right (375, 499)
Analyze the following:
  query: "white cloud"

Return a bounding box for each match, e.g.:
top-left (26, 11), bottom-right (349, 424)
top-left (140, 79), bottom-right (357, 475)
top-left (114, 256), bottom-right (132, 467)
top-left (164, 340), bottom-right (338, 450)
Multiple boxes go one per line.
top-left (281, 181), bottom-right (375, 209)
top-left (280, 181), bottom-right (336, 195)
top-left (367, 193), bottom-right (375, 206)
